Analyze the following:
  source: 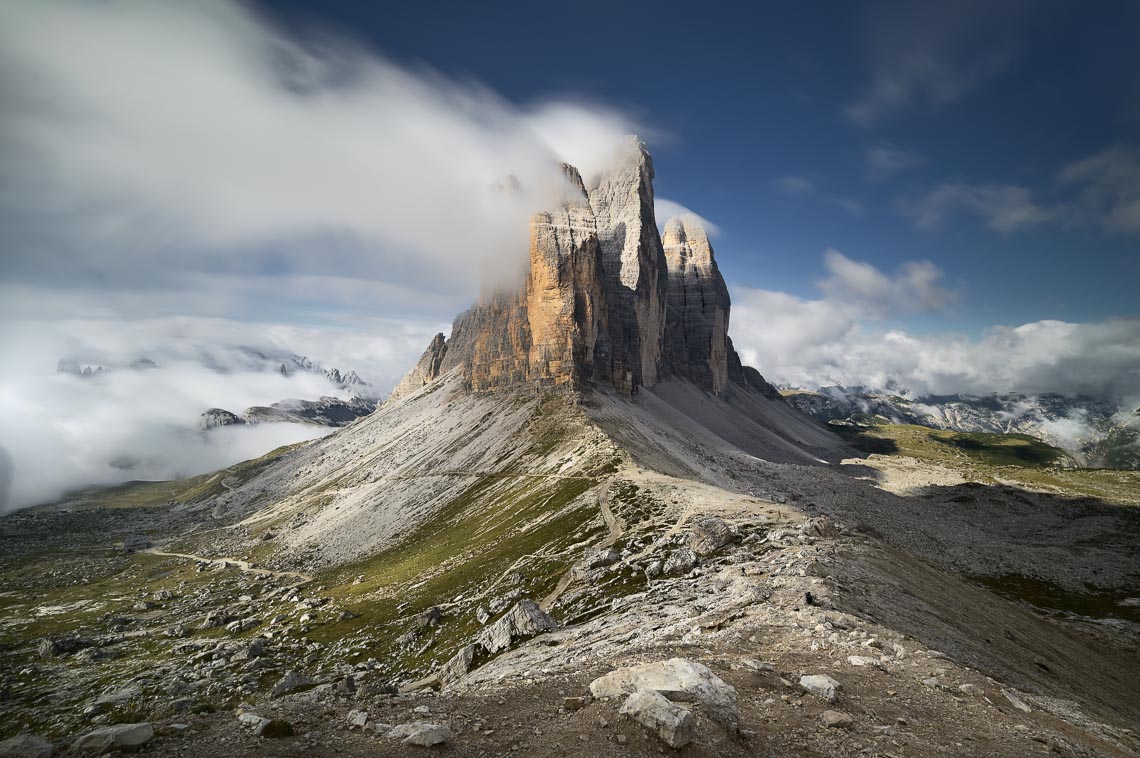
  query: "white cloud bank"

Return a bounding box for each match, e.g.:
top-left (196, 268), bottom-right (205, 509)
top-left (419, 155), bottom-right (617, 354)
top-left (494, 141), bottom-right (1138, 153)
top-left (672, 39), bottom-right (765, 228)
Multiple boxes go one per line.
top-left (0, 0), bottom-right (642, 302)
top-left (0, 313), bottom-right (444, 512)
top-left (730, 251), bottom-right (1140, 403)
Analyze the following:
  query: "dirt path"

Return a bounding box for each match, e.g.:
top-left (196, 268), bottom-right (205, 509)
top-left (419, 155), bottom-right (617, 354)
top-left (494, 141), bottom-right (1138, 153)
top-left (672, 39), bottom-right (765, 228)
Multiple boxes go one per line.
top-left (143, 547), bottom-right (312, 583)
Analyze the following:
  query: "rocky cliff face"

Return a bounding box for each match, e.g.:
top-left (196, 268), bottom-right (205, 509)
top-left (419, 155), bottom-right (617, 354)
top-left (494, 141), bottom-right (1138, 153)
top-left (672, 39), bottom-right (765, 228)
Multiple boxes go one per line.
top-left (662, 216), bottom-right (730, 394)
top-left (390, 138), bottom-right (775, 400)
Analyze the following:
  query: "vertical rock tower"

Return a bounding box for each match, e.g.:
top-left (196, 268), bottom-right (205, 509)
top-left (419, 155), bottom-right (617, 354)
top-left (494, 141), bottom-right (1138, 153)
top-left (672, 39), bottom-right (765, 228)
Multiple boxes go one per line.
top-left (390, 138), bottom-right (773, 401)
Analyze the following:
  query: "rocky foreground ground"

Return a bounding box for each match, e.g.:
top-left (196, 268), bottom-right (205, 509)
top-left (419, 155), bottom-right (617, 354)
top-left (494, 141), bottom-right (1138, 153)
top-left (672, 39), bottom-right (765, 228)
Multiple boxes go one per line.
top-left (2, 453), bottom-right (1138, 756)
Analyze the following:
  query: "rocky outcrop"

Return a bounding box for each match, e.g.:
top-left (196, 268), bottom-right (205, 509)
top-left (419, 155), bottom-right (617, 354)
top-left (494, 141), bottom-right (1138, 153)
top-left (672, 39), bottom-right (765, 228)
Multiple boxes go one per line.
top-left (198, 408), bottom-right (246, 431)
top-left (661, 215), bottom-right (730, 394)
top-left (389, 333), bottom-right (449, 401)
top-left (585, 138), bottom-right (667, 391)
top-left (389, 137), bottom-right (777, 401)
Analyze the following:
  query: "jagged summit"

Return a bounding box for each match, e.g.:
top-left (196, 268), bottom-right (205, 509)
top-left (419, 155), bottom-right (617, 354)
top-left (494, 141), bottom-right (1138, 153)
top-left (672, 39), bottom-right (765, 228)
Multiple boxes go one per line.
top-left (391, 139), bottom-right (771, 400)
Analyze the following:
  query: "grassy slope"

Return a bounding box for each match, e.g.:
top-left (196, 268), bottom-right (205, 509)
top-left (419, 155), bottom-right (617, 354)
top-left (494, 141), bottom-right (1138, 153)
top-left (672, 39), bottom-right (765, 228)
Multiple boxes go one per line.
top-left (43, 443), bottom-right (304, 511)
top-left (836, 422), bottom-right (1140, 505)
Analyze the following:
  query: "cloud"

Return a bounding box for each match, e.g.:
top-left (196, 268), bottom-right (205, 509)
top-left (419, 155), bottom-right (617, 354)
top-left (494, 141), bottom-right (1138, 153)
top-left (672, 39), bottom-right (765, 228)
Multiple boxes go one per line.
top-left (866, 144), bottom-right (924, 179)
top-left (901, 183), bottom-right (1057, 233)
top-left (774, 176), bottom-right (815, 196)
top-left (1058, 144), bottom-right (1140, 234)
top-left (0, 311), bottom-right (445, 511)
top-left (653, 198), bottom-right (721, 236)
top-left (817, 248), bottom-right (956, 316)
top-left (0, 0), bottom-right (641, 307)
top-left (730, 253), bottom-right (1140, 402)
top-left (847, 1), bottom-right (1027, 127)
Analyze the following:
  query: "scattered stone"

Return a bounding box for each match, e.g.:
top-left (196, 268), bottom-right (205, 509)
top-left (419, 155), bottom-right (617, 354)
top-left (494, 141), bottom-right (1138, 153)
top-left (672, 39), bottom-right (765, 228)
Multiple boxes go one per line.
top-left (589, 657), bottom-right (738, 727)
top-left (688, 516), bottom-right (737, 555)
top-left (389, 722), bottom-right (450, 747)
top-left (620, 688), bottom-right (694, 749)
top-left (271, 670), bottom-right (313, 698)
top-left (239, 713), bottom-right (270, 730)
top-left (644, 560), bottom-right (663, 579)
top-left (563, 696), bottom-right (589, 710)
top-left (821, 710), bottom-right (853, 729)
top-left (261, 720), bottom-right (295, 738)
top-left (799, 674), bottom-right (841, 703)
top-left (1002, 689), bottom-right (1032, 713)
top-left (415, 607), bottom-right (442, 629)
top-left (347, 710), bottom-right (368, 729)
top-left (740, 658), bottom-right (775, 673)
top-left (0, 734), bottom-right (53, 758)
top-left (847, 655), bottom-right (883, 669)
top-left (476, 606), bottom-right (490, 624)
top-left (958, 683), bottom-right (982, 696)
top-left (165, 624), bottom-right (190, 639)
top-left (72, 723), bottom-right (153, 754)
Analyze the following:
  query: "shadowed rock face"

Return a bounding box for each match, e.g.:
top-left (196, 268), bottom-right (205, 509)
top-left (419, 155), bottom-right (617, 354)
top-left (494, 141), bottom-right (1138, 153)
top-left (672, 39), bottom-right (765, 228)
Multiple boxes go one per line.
top-left (389, 138), bottom-right (776, 399)
top-left (662, 216), bottom-right (731, 394)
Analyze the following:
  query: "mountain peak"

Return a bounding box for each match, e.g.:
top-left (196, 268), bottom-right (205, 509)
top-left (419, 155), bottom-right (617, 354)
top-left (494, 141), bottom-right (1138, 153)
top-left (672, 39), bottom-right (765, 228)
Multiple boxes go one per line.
top-left (390, 139), bottom-right (773, 400)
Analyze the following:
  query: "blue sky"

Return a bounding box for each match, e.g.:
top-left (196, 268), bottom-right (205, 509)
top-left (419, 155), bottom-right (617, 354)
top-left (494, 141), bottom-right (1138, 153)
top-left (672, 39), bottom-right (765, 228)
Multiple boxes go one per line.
top-left (267, 0), bottom-right (1140, 333)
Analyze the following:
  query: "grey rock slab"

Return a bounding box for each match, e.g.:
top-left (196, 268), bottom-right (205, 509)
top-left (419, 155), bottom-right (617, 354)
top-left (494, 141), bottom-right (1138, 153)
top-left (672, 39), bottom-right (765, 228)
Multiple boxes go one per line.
top-left (799, 674), bottom-right (841, 703)
top-left (820, 710), bottom-right (853, 729)
top-left (72, 723), bottom-right (153, 754)
top-left (389, 722), bottom-right (450, 747)
top-left (620, 688), bottom-right (694, 749)
top-left (0, 734), bottom-right (53, 758)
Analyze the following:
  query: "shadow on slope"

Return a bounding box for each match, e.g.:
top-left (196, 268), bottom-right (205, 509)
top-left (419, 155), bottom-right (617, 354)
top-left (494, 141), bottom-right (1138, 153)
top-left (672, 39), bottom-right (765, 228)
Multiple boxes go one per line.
top-left (582, 376), bottom-right (1140, 729)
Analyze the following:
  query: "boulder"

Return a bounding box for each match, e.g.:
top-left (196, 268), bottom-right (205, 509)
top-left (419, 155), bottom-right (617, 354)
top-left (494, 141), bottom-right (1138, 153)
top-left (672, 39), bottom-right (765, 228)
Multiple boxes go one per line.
top-left (583, 546), bottom-right (621, 570)
top-left (438, 644), bottom-right (476, 685)
top-left (687, 516), bottom-right (737, 555)
top-left (663, 548), bottom-right (698, 575)
top-left (0, 734), bottom-right (53, 758)
top-left (799, 674), bottom-right (841, 703)
top-left (475, 600), bottom-right (558, 655)
top-left (589, 657), bottom-right (737, 727)
top-left (72, 723), bottom-right (153, 754)
top-left (620, 688), bottom-right (694, 749)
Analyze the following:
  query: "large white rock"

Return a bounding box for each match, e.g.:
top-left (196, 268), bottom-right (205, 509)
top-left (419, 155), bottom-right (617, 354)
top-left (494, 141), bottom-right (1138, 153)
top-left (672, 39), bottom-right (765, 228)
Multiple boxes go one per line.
top-left (620, 688), bottom-right (694, 748)
top-left (72, 723), bottom-right (153, 753)
top-left (589, 657), bottom-right (738, 727)
top-left (799, 674), bottom-right (841, 702)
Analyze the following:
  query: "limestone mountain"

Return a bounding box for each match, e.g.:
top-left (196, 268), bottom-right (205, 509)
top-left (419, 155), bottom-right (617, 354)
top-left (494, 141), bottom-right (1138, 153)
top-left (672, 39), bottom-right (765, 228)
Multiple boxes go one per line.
top-left (4, 139), bottom-right (1138, 757)
top-left (390, 137), bottom-right (773, 401)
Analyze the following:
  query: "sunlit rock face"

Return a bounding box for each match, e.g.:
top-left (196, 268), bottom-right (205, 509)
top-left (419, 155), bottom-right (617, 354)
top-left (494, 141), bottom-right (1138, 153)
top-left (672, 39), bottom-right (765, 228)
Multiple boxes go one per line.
top-left (389, 138), bottom-right (776, 399)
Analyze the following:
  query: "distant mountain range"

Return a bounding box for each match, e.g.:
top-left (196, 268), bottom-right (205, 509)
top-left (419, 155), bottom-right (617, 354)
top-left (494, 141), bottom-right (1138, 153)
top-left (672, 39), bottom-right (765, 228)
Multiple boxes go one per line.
top-left (781, 386), bottom-right (1140, 469)
top-left (57, 348), bottom-right (379, 430)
